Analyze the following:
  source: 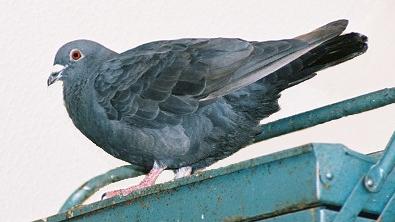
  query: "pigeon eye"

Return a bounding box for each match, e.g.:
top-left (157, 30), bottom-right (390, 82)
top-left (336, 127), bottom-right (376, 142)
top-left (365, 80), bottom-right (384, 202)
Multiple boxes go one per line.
top-left (70, 49), bottom-right (83, 61)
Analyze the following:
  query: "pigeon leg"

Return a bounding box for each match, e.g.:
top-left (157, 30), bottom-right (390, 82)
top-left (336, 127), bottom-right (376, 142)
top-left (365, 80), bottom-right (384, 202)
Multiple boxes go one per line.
top-left (102, 161), bottom-right (166, 200)
top-left (174, 166), bottom-right (192, 179)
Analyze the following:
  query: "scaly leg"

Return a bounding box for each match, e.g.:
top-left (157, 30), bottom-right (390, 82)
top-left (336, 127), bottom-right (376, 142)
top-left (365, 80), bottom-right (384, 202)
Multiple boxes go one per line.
top-left (102, 161), bottom-right (166, 199)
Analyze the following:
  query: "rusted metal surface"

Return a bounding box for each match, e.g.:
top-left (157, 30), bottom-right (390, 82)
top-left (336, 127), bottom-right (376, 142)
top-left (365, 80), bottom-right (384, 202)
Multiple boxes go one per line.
top-left (35, 143), bottom-right (395, 222)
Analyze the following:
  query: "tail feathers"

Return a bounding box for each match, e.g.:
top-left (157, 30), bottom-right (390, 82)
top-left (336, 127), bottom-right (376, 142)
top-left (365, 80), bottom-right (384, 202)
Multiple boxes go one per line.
top-left (305, 32), bottom-right (368, 72)
top-left (295, 19), bottom-right (348, 45)
top-left (226, 30), bottom-right (367, 122)
top-left (267, 32), bottom-right (368, 90)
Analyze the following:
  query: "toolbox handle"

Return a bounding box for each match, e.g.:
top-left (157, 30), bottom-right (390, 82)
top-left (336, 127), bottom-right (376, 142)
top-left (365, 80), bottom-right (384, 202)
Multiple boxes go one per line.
top-left (364, 132), bottom-right (395, 193)
top-left (333, 131), bottom-right (395, 222)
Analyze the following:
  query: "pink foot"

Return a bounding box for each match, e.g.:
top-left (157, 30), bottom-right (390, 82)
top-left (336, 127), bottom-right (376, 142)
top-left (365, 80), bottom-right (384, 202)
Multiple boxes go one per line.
top-left (101, 163), bottom-right (165, 200)
top-left (101, 183), bottom-right (151, 199)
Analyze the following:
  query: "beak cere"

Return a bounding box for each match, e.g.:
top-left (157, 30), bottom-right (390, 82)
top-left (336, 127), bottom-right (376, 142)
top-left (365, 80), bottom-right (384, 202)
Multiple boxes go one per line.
top-left (47, 64), bottom-right (66, 86)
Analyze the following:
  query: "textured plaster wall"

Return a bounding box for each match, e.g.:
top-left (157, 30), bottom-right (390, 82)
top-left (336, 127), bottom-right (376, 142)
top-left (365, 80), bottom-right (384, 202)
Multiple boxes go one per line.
top-left (0, 0), bottom-right (394, 221)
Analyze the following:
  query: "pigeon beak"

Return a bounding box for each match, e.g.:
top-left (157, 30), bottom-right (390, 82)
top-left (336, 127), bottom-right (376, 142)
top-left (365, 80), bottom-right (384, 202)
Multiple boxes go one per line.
top-left (47, 64), bottom-right (66, 86)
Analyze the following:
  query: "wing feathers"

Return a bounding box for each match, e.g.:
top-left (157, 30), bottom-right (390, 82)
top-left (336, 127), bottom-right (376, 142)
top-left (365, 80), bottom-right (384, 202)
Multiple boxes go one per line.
top-left (94, 20), bottom-right (348, 128)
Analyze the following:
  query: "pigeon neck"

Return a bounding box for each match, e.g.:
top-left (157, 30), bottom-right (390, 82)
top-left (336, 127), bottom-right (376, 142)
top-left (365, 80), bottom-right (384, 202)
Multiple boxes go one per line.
top-left (63, 77), bottom-right (91, 128)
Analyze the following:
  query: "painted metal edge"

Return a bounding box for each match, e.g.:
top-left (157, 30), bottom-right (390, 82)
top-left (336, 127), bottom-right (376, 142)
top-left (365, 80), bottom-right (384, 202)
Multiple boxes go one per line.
top-left (36, 144), bottom-right (318, 222)
top-left (35, 143), bottom-right (387, 222)
top-left (260, 207), bottom-right (374, 222)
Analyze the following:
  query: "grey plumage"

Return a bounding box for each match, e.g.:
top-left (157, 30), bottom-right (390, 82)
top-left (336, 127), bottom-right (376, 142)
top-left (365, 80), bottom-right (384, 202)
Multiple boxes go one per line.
top-left (49, 20), bottom-right (367, 172)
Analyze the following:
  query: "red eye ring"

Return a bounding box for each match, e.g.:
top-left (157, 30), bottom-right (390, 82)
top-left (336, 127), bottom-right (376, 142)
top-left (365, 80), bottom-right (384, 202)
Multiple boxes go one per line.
top-left (70, 49), bottom-right (83, 61)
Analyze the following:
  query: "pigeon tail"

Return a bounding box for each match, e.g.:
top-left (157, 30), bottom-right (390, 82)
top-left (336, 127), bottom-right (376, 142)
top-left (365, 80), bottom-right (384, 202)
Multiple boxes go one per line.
top-left (295, 19), bottom-right (348, 46)
top-left (270, 32), bottom-right (368, 90)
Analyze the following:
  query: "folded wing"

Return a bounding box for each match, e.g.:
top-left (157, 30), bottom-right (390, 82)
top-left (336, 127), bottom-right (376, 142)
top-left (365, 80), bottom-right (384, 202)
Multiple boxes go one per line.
top-left (94, 20), bottom-right (348, 128)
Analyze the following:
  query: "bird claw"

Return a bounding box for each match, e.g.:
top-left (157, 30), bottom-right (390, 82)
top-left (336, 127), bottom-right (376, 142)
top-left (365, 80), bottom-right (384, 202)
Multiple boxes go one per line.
top-left (101, 190), bottom-right (121, 200)
top-left (101, 161), bottom-right (166, 200)
top-left (101, 184), bottom-right (148, 200)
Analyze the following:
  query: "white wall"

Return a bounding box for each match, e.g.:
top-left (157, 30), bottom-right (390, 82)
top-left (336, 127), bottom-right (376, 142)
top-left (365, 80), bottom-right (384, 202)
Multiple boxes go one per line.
top-left (0, 0), bottom-right (394, 221)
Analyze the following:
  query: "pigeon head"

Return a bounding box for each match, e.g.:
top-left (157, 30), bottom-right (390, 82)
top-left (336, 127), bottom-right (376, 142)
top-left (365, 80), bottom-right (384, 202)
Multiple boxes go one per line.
top-left (48, 40), bottom-right (116, 86)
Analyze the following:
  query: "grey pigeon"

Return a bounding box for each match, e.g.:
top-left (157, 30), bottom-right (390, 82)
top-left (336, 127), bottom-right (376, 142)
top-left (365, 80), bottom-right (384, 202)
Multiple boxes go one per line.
top-left (48, 20), bottom-right (367, 198)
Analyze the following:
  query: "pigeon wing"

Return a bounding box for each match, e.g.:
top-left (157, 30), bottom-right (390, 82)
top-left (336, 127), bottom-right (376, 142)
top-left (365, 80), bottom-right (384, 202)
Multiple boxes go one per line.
top-left (94, 20), bottom-right (347, 128)
top-left (94, 38), bottom-right (253, 128)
